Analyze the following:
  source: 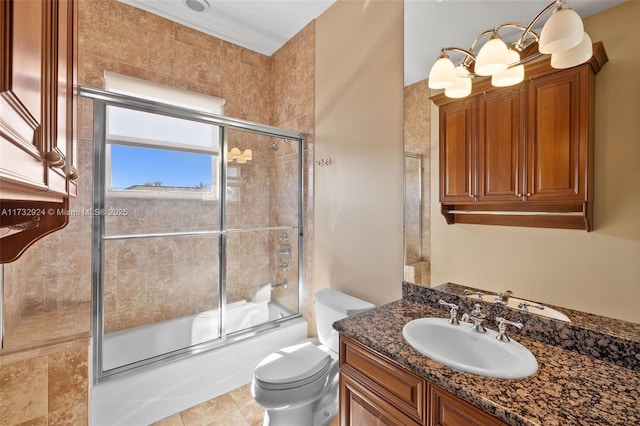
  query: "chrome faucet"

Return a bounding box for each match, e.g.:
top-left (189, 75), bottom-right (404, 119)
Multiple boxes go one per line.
top-left (495, 317), bottom-right (524, 342)
top-left (438, 300), bottom-right (460, 325)
top-left (461, 303), bottom-right (486, 333)
top-left (493, 290), bottom-right (513, 305)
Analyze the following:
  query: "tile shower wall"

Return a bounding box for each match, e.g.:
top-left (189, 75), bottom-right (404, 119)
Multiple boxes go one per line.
top-left (3, 0), bottom-right (314, 337)
top-left (1, 0), bottom-right (315, 423)
top-left (269, 23), bottom-right (315, 332)
top-left (403, 79), bottom-right (431, 285)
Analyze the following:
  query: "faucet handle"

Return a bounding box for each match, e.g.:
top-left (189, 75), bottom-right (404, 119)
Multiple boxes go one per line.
top-left (517, 301), bottom-right (544, 311)
top-left (464, 289), bottom-right (485, 300)
top-left (495, 317), bottom-right (524, 342)
top-left (438, 300), bottom-right (460, 325)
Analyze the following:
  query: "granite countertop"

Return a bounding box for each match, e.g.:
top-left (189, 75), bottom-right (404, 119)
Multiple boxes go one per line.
top-left (333, 299), bottom-right (640, 426)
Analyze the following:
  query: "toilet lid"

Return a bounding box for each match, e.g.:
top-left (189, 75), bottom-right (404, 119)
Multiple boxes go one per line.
top-left (254, 341), bottom-right (331, 390)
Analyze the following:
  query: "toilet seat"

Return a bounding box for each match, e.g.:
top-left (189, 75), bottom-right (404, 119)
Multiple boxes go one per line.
top-left (254, 341), bottom-right (331, 390)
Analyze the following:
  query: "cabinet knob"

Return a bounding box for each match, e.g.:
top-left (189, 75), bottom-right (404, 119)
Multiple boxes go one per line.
top-left (68, 171), bottom-right (79, 180)
top-left (44, 151), bottom-right (65, 168)
top-left (526, 193), bottom-right (532, 197)
top-left (44, 151), bottom-right (61, 163)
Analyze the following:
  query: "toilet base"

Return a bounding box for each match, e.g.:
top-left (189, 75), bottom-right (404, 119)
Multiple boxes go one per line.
top-left (262, 370), bottom-right (339, 426)
top-left (262, 400), bottom-right (337, 426)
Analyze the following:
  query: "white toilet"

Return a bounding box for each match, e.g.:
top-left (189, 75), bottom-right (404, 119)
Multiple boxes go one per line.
top-left (251, 288), bottom-right (374, 426)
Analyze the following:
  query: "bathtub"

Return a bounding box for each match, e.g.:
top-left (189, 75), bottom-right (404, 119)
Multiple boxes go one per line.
top-left (103, 299), bottom-right (274, 371)
top-left (92, 301), bottom-right (307, 425)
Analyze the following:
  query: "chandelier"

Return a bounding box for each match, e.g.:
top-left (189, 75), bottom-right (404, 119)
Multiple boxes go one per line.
top-left (428, 0), bottom-right (593, 98)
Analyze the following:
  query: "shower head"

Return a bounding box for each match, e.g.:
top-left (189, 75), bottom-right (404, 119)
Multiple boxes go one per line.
top-left (270, 138), bottom-right (289, 152)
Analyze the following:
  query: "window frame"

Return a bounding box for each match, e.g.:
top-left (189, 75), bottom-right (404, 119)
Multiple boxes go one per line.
top-left (103, 72), bottom-right (225, 200)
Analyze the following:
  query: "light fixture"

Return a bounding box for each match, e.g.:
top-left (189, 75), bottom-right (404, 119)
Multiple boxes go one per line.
top-left (445, 66), bottom-right (472, 98)
top-left (491, 49), bottom-right (524, 87)
top-left (428, 52), bottom-right (456, 89)
top-left (427, 0), bottom-right (593, 99)
top-left (228, 147), bottom-right (253, 164)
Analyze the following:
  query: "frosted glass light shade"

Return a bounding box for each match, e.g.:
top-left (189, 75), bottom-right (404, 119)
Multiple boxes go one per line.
top-left (445, 66), bottom-right (472, 98)
top-left (551, 32), bottom-right (593, 69)
top-left (229, 147), bottom-right (241, 161)
top-left (491, 49), bottom-right (524, 87)
top-left (428, 56), bottom-right (456, 89)
top-left (475, 37), bottom-right (509, 76)
top-left (539, 8), bottom-right (584, 54)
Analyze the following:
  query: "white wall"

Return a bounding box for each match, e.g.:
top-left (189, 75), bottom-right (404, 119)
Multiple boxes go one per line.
top-left (430, 2), bottom-right (640, 323)
top-left (313, 0), bottom-right (404, 307)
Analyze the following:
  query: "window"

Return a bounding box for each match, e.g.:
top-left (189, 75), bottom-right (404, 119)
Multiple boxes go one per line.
top-left (104, 72), bottom-right (225, 199)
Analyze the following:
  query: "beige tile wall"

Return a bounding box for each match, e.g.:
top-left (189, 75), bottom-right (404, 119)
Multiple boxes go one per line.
top-left (0, 344), bottom-right (89, 426)
top-left (269, 23), bottom-right (315, 333)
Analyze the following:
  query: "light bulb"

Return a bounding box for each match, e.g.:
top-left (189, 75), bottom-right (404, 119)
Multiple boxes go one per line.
top-left (445, 66), bottom-right (472, 98)
top-left (491, 49), bottom-right (524, 87)
top-left (550, 32), bottom-right (593, 69)
top-left (539, 7), bottom-right (584, 54)
top-left (475, 36), bottom-right (510, 76)
top-left (229, 147), bottom-right (241, 161)
top-left (428, 56), bottom-right (456, 89)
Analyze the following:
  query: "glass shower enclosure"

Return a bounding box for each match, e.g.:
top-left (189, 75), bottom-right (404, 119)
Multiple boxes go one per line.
top-left (80, 87), bottom-right (304, 381)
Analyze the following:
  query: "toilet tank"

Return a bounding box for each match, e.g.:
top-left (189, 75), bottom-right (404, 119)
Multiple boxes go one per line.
top-left (313, 289), bottom-right (375, 353)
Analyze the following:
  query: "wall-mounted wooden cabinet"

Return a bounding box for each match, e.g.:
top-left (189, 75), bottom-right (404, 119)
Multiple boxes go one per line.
top-left (339, 336), bottom-right (507, 426)
top-left (433, 43), bottom-right (607, 231)
top-left (0, 0), bottom-right (77, 262)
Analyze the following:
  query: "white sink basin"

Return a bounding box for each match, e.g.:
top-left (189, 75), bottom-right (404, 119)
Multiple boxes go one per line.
top-left (475, 294), bottom-right (571, 322)
top-left (402, 317), bottom-right (538, 379)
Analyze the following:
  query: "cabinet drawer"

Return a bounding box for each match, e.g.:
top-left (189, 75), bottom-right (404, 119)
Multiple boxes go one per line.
top-left (429, 384), bottom-right (507, 426)
top-left (341, 372), bottom-right (421, 426)
top-left (340, 336), bottom-right (426, 425)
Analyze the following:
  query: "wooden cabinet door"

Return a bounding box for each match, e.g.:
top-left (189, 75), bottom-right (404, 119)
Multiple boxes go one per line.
top-left (429, 385), bottom-right (507, 426)
top-left (477, 88), bottom-right (525, 202)
top-left (1, 0), bottom-right (76, 200)
top-left (1, 0), bottom-right (49, 197)
top-left (525, 67), bottom-right (587, 202)
top-left (53, 0), bottom-right (78, 196)
top-left (340, 373), bottom-right (420, 426)
top-left (45, 0), bottom-right (73, 196)
top-left (439, 98), bottom-right (477, 203)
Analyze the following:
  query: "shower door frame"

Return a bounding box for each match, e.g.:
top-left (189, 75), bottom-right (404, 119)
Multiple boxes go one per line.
top-left (80, 86), bottom-right (305, 383)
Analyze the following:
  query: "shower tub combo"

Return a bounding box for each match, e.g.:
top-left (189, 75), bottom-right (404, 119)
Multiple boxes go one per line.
top-left (81, 85), bottom-right (306, 424)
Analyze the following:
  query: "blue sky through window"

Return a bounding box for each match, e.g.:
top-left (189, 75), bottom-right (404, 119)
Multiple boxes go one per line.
top-left (110, 145), bottom-right (213, 189)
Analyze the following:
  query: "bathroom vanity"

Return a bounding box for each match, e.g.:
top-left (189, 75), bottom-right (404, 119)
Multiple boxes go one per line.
top-left (340, 336), bottom-right (506, 426)
top-left (334, 282), bottom-right (640, 425)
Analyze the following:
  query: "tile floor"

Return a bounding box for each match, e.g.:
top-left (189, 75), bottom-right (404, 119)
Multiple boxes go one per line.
top-left (152, 383), bottom-right (340, 426)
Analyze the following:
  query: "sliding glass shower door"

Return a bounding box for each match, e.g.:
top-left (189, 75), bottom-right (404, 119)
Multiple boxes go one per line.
top-left (83, 87), bottom-right (304, 381)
